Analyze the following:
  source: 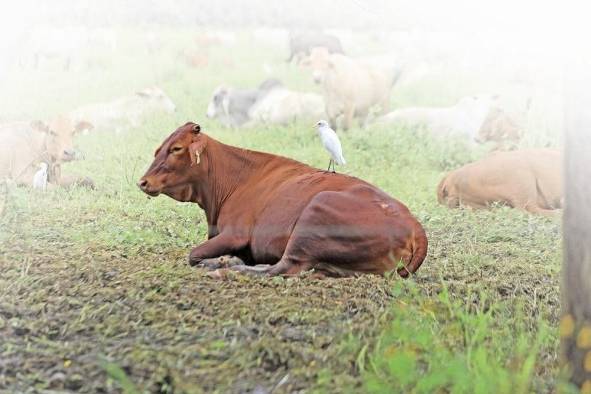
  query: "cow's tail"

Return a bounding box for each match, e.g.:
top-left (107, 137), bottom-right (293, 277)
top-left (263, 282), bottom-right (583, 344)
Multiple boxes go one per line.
top-left (397, 220), bottom-right (428, 278)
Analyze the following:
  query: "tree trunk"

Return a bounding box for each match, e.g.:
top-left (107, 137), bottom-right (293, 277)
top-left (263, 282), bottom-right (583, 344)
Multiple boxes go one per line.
top-left (0, 180), bottom-right (6, 218)
top-left (561, 58), bottom-right (591, 391)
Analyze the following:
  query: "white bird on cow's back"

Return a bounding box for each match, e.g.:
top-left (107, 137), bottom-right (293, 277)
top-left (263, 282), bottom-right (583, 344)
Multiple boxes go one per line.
top-left (315, 120), bottom-right (346, 173)
top-left (32, 162), bottom-right (48, 191)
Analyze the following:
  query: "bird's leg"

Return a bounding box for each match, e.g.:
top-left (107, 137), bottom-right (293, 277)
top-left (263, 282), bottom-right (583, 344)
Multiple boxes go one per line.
top-left (327, 159), bottom-right (333, 172)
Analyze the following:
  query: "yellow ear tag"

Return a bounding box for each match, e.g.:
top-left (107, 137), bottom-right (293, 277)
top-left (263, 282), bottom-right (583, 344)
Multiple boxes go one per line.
top-left (195, 151), bottom-right (201, 165)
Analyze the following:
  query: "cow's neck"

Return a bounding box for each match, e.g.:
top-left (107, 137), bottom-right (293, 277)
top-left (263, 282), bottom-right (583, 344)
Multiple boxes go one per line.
top-left (191, 137), bottom-right (273, 226)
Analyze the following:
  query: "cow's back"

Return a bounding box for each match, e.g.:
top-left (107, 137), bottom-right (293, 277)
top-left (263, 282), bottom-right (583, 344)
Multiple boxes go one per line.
top-left (325, 55), bottom-right (377, 110)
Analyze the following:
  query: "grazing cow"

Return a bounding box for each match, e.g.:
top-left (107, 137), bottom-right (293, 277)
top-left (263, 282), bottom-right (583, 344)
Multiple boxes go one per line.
top-left (247, 87), bottom-right (325, 126)
top-left (437, 149), bottom-right (562, 216)
top-left (288, 32), bottom-right (344, 63)
top-left (138, 122), bottom-right (427, 278)
top-left (0, 116), bottom-right (83, 187)
top-left (206, 79), bottom-right (283, 127)
top-left (300, 48), bottom-right (399, 130)
top-left (376, 95), bottom-right (497, 141)
top-left (69, 87), bottom-right (176, 133)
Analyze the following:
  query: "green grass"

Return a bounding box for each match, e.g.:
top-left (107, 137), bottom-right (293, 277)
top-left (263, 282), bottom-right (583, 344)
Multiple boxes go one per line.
top-left (0, 29), bottom-right (563, 392)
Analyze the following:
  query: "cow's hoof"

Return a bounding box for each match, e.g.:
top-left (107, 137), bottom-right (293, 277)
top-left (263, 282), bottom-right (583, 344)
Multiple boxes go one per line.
top-left (221, 255), bottom-right (246, 267)
top-left (193, 255), bottom-right (246, 270)
top-left (188, 255), bottom-right (202, 267)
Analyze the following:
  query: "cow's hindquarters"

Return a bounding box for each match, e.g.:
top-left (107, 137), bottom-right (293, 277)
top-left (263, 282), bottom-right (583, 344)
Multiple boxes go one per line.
top-left (261, 188), bottom-right (426, 277)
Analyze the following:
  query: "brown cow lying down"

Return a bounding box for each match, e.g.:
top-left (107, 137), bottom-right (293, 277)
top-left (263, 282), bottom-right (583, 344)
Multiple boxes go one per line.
top-left (139, 122), bottom-right (428, 278)
top-left (437, 149), bottom-right (562, 216)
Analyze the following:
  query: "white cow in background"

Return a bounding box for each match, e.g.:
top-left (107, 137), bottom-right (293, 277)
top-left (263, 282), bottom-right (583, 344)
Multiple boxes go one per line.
top-left (248, 88), bottom-right (326, 126)
top-left (376, 95), bottom-right (499, 141)
top-left (300, 47), bottom-right (400, 130)
top-left (69, 87), bottom-right (176, 133)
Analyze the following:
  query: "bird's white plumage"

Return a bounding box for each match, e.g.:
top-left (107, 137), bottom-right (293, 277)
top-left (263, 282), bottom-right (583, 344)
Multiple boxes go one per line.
top-left (33, 162), bottom-right (48, 191)
top-left (315, 120), bottom-right (346, 165)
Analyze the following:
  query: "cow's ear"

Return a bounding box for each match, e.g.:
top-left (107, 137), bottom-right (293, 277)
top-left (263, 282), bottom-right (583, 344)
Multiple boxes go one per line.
top-left (189, 137), bottom-right (207, 166)
top-left (74, 121), bottom-right (94, 135)
top-left (136, 89), bottom-right (150, 98)
top-left (192, 123), bottom-right (201, 134)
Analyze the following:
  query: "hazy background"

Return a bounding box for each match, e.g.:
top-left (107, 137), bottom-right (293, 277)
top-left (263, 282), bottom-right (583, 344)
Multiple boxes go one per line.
top-left (1, 1), bottom-right (587, 392)
top-left (0, 0), bottom-right (580, 144)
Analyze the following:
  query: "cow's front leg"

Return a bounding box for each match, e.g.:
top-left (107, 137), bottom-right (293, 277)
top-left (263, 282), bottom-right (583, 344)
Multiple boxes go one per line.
top-left (188, 232), bottom-right (247, 266)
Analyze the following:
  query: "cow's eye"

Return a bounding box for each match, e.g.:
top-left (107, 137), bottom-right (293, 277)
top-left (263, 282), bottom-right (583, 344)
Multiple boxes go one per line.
top-left (170, 146), bottom-right (183, 154)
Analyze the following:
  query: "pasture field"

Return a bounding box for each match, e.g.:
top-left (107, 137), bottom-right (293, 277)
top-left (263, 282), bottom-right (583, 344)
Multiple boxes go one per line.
top-left (0, 30), bottom-right (564, 392)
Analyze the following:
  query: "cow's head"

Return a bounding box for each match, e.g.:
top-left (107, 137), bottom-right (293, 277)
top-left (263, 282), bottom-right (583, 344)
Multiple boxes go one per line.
top-left (32, 116), bottom-right (78, 162)
top-left (138, 122), bottom-right (208, 202)
top-left (136, 87), bottom-right (177, 113)
top-left (436, 173), bottom-right (460, 208)
top-left (299, 47), bottom-right (333, 84)
top-left (476, 107), bottom-right (522, 145)
top-left (206, 86), bottom-right (230, 119)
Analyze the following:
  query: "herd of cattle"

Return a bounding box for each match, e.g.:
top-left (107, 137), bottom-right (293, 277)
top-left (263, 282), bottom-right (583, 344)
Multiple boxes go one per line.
top-left (1, 30), bottom-right (562, 277)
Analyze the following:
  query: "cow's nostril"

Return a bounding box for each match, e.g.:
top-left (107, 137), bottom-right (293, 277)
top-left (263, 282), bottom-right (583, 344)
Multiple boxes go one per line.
top-left (138, 179), bottom-right (148, 189)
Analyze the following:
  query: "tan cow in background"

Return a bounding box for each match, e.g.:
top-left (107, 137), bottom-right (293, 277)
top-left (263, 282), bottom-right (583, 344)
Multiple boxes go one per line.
top-left (0, 116), bottom-right (92, 188)
top-left (300, 47), bottom-right (399, 130)
top-left (437, 149), bottom-right (562, 216)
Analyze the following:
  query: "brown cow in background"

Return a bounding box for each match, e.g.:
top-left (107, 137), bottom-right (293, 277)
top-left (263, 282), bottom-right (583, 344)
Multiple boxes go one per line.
top-left (139, 122), bottom-right (427, 278)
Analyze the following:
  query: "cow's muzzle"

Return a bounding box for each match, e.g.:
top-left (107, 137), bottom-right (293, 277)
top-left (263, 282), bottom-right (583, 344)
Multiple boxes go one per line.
top-left (62, 149), bottom-right (78, 162)
top-left (138, 178), bottom-right (161, 196)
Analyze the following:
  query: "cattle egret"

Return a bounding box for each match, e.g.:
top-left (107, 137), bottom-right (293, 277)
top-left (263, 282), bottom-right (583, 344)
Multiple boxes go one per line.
top-left (315, 120), bottom-right (346, 173)
top-left (32, 162), bottom-right (48, 191)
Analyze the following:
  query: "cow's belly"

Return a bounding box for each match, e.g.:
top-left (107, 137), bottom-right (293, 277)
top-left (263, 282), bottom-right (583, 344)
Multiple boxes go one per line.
top-left (248, 197), bottom-right (311, 264)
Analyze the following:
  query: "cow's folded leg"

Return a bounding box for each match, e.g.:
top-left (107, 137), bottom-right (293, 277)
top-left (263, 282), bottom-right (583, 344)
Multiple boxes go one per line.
top-left (188, 233), bottom-right (247, 266)
top-left (197, 255), bottom-right (245, 270)
top-left (230, 264), bottom-right (272, 276)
